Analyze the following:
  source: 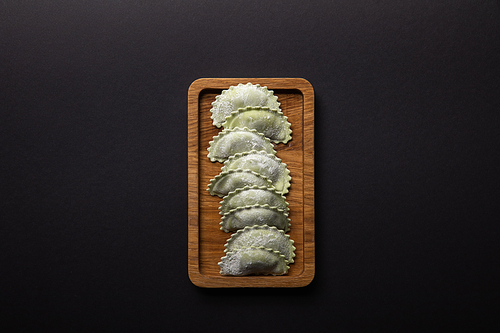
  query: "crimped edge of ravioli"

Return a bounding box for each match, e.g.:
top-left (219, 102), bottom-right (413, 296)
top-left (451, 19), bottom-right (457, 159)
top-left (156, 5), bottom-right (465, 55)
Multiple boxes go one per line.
top-left (222, 150), bottom-right (291, 195)
top-left (210, 83), bottom-right (280, 128)
top-left (218, 246), bottom-right (290, 276)
top-left (224, 225), bottom-right (296, 264)
top-left (220, 204), bottom-right (291, 233)
top-left (222, 106), bottom-right (292, 144)
top-left (218, 185), bottom-right (289, 215)
top-left (207, 127), bottom-right (276, 163)
top-left (207, 168), bottom-right (273, 197)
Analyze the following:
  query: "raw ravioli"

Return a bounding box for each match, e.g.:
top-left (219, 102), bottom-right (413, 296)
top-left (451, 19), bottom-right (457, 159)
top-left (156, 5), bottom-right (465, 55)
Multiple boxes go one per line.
top-left (220, 205), bottom-right (290, 233)
top-left (207, 169), bottom-right (273, 197)
top-left (222, 150), bottom-right (291, 194)
top-left (219, 185), bottom-right (289, 215)
top-left (225, 225), bottom-right (296, 263)
top-left (223, 106), bottom-right (292, 144)
top-left (218, 246), bottom-right (289, 276)
top-left (207, 127), bottom-right (276, 163)
top-left (210, 83), bottom-right (280, 128)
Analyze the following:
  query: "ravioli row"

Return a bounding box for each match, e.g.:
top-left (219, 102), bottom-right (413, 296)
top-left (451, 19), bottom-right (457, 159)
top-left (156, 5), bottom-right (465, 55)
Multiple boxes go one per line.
top-left (207, 83), bottom-right (295, 276)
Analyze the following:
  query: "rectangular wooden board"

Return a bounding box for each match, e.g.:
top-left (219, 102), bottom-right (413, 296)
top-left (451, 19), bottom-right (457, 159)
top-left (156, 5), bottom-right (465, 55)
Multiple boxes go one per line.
top-left (188, 78), bottom-right (314, 288)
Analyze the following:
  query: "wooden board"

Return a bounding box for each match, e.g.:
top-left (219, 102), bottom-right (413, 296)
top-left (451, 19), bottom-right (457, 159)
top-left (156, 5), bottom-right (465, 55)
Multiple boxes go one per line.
top-left (188, 78), bottom-right (315, 288)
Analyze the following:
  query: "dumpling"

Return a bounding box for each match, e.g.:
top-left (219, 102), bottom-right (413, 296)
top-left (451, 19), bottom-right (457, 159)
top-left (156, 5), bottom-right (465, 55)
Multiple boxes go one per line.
top-left (225, 225), bottom-right (296, 263)
top-left (207, 127), bottom-right (276, 163)
top-left (207, 169), bottom-right (273, 197)
top-left (222, 106), bottom-right (292, 144)
top-left (219, 185), bottom-right (289, 215)
top-left (210, 83), bottom-right (280, 128)
top-left (218, 246), bottom-right (289, 276)
top-left (222, 150), bottom-right (291, 194)
top-left (220, 205), bottom-right (291, 233)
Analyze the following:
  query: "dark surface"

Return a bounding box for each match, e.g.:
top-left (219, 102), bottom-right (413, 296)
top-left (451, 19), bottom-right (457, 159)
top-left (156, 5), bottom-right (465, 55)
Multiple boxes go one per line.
top-left (1, 0), bottom-right (499, 331)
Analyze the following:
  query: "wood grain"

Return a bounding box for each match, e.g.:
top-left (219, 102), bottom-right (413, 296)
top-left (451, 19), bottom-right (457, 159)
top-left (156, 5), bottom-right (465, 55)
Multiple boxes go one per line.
top-left (188, 78), bottom-right (314, 288)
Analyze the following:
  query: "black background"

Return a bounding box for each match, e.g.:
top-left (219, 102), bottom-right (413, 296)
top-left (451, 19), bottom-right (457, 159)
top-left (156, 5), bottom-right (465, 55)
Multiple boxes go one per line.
top-left (1, 0), bottom-right (499, 331)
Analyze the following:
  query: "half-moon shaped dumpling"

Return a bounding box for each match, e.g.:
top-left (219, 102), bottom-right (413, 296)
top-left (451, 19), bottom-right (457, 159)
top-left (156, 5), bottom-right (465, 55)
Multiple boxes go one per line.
top-left (222, 106), bottom-right (292, 144)
top-left (222, 150), bottom-right (291, 194)
top-left (218, 246), bottom-right (289, 276)
top-left (219, 185), bottom-right (289, 215)
top-left (207, 169), bottom-right (273, 197)
top-left (210, 83), bottom-right (280, 128)
top-left (220, 205), bottom-right (291, 233)
top-left (207, 127), bottom-right (276, 163)
top-left (225, 225), bottom-right (296, 263)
